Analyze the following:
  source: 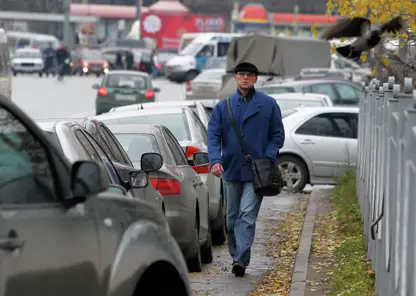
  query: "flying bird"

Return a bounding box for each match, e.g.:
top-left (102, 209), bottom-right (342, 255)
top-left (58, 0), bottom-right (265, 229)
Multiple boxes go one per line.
top-left (320, 16), bottom-right (404, 61)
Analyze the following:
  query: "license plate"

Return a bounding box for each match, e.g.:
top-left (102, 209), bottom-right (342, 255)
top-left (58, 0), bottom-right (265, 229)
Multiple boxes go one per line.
top-left (116, 94), bottom-right (136, 101)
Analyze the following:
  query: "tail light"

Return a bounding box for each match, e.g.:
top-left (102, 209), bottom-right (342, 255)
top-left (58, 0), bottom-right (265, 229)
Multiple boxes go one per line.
top-left (186, 81), bottom-right (192, 92)
top-left (185, 146), bottom-right (210, 173)
top-left (98, 87), bottom-right (107, 96)
top-left (156, 63), bottom-right (162, 69)
top-left (185, 145), bottom-right (200, 159)
top-left (145, 89), bottom-right (154, 99)
top-left (150, 178), bottom-right (180, 195)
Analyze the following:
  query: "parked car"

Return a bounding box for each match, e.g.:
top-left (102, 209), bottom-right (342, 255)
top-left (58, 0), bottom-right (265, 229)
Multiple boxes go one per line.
top-left (108, 100), bottom-right (216, 128)
top-left (11, 48), bottom-right (44, 76)
top-left (93, 70), bottom-right (160, 115)
top-left (36, 120), bottom-right (165, 212)
top-left (155, 50), bottom-right (177, 76)
top-left (271, 93), bottom-right (333, 110)
top-left (0, 94), bottom-right (192, 295)
top-left (257, 79), bottom-right (363, 106)
top-left (186, 68), bottom-right (224, 101)
top-left (93, 106), bottom-right (227, 245)
top-left (278, 106), bottom-right (358, 191)
top-left (105, 123), bottom-right (213, 271)
top-left (71, 48), bottom-right (109, 76)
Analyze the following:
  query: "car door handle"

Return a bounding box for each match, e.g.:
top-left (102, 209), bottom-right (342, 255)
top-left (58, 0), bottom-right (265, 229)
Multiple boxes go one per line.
top-left (299, 139), bottom-right (315, 144)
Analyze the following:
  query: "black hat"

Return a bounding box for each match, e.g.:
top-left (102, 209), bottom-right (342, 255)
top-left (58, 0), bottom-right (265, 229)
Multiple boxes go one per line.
top-left (234, 62), bottom-right (258, 75)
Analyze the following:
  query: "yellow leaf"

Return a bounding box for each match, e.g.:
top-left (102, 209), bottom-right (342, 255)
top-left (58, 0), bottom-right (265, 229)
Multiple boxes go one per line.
top-left (371, 66), bottom-right (377, 76)
top-left (382, 56), bottom-right (390, 67)
top-left (361, 54), bottom-right (367, 62)
top-left (311, 24), bottom-right (319, 37)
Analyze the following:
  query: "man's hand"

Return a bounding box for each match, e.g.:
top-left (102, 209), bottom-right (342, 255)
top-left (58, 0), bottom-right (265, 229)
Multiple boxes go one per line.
top-left (211, 163), bottom-right (224, 177)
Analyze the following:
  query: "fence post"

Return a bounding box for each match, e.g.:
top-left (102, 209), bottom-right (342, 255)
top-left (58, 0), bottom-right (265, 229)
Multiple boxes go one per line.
top-left (397, 77), bottom-right (414, 296)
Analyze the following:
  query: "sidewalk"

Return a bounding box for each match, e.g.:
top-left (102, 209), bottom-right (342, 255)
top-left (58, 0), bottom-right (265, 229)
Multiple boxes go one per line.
top-left (191, 192), bottom-right (304, 295)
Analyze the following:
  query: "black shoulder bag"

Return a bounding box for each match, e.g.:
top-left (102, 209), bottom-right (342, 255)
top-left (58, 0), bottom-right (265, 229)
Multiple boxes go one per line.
top-left (226, 98), bottom-right (283, 197)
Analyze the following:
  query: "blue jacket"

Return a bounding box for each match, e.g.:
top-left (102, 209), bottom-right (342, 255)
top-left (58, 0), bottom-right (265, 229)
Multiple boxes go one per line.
top-left (207, 89), bottom-right (285, 181)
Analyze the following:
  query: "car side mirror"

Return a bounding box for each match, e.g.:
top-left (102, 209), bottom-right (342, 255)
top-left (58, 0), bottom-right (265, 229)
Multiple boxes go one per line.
top-left (128, 170), bottom-right (148, 188)
top-left (71, 161), bottom-right (109, 198)
top-left (92, 84), bottom-right (100, 89)
top-left (153, 87), bottom-right (160, 92)
top-left (190, 152), bottom-right (210, 174)
top-left (141, 152), bottom-right (163, 173)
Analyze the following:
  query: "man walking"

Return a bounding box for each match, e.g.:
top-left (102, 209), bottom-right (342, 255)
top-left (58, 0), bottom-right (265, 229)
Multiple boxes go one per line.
top-left (207, 62), bottom-right (285, 277)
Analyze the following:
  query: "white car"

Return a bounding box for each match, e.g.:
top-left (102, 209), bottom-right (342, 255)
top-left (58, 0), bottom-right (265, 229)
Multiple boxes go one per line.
top-left (278, 106), bottom-right (358, 191)
top-left (271, 93), bottom-right (333, 111)
top-left (12, 48), bottom-right (44, 76)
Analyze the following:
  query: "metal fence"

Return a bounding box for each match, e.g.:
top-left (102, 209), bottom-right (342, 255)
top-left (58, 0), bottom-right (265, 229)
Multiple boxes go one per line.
top-left (357, 75), bottom-right (416, 296)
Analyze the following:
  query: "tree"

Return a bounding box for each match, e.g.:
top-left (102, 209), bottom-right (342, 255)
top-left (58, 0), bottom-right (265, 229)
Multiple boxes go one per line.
top-left (314, 0), bottom-right (416, 84)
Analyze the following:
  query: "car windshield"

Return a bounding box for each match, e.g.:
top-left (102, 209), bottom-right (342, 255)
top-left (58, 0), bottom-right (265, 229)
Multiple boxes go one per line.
top-left (258, 86), bottom-right (296, 95)
top-left (115, 133), bottom-right (160, 162)
top-left (113, 113), bottom-right (190, 141)
top-left (180, 42), bottom-right (203, 56)
top-left (15, 51), bottom-right (41, 58)
top-left (105, 75), bottom-right (147, 89)
top-left (82, 51), bottom-right (105, 60)
top-left (195, 70), bottom-right (224, 82)
top-left (277, 99), bottom-right (325, 109)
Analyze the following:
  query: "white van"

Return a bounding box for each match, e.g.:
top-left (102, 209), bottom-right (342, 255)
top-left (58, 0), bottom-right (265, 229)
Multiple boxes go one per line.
top-left (178, 33), bottom-right (200, 52)
top-left (7, 31), bottom-right (59, 53)
top-left (166, 33), bottom-right (242, 83)
top-left (0, 29), bottom-right (12, 99)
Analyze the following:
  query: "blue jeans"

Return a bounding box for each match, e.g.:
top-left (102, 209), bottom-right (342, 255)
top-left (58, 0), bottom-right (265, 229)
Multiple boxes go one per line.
top-left (223, 180), bottom-right (263, 266)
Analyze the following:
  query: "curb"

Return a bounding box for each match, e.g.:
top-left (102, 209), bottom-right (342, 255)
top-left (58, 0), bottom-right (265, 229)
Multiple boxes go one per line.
top-left (289, 188), bottom-right (327, 296)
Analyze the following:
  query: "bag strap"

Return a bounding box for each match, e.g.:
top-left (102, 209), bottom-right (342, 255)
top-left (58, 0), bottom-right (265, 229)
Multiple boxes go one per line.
top-left (226, 97), bottom-right (252, 163)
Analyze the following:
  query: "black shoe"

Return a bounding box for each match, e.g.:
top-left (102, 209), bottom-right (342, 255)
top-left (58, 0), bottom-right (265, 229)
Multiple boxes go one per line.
top-left (232, 262), bottom-right (246, 277)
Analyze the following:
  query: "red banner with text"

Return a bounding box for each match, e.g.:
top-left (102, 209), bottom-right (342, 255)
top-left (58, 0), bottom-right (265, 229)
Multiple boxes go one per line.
top-left (140, 12), bottom-right (226, 51)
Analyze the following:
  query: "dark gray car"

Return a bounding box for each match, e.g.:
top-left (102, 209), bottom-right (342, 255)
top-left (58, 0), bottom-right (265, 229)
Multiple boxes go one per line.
top-left (0, 95), bottom-right (192, 295)
top-left (106, 123), bottom-right (213, 272)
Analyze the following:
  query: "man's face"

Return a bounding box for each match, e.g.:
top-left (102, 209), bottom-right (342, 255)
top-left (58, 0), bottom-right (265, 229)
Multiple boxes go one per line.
top-left (234, 71), bottom-right (258, 90)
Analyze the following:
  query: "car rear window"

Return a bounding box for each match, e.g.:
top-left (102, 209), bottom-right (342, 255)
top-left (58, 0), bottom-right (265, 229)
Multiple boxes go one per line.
top-left (105, 75), bottom-right (147, 89)
top-left (258, 86), bottom-right (296, 95)
top-left (114, 133), bottom-right (160, 162)
top-left (105, 113), bottom-right (191, 141)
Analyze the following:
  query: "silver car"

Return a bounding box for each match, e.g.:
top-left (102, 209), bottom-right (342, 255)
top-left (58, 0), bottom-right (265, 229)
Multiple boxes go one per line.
top-left (94, 106), bottom-right (226, 245)
top-left (36, 120), bottom-right (164, 212)
top-left (105, 123), bottom-right (213, 272)
top-left (278, 106), bottom-right (358, 191)
top-left (271, 93), bottom-right (333, 111)
top-left (186, 68), bottom-right (224, 101)
top-left (108, 100), bottom-right (217, 128)
top-left (0, 95), bottom-right (192, 295)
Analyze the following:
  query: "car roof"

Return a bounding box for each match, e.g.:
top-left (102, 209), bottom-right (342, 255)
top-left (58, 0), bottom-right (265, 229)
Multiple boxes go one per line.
top-left (109, 100), bottom-right (198, 112)
top-left (259, 79), bottom-right (357, 88)
top-left (16, 48), bottom-right (40, 52)
top-left (106, 70), bottom-right (150, 77)
top-left (93, 106), bottom-right (185, 121)
top-left (270, 93), bottom-right (331, 101)
top-left (105, 123), bottom-right (162, 134)
top-left (283, 106), bottom-right (358, 122)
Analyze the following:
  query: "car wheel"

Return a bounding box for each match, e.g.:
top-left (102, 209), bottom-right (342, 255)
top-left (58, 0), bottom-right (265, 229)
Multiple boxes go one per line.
top-left (201, 218), bottom-right (213, 264)
top-left (212, 199), bottom-right (227, 245)
top-left (187, 217), bottom-right (202, 272)
top-left (277, 155), bottom-right (308, 191)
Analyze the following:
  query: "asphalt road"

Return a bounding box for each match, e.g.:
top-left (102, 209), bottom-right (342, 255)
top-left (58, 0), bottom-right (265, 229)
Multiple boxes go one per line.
top-left (11, 75), bottom-right (185, 119)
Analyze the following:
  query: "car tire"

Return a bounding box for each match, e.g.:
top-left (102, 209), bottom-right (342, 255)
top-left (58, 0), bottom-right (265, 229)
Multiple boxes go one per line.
top-left (277, 155), bottom-right (309, 191)
top-left (212, 199), bottom-right (227, 245)
top-left (187, 217), bottom-right (202, 272)
top-left (201, 219), bottom-right (213, 264)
